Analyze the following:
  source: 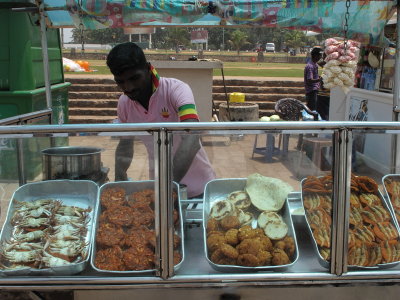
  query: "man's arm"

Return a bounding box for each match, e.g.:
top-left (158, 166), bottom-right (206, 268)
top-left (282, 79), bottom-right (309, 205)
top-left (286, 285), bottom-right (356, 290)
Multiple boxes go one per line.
top-left (115, 138), bottom-right (134, 181)
top-left (172, 118), bottom-right (201, 183)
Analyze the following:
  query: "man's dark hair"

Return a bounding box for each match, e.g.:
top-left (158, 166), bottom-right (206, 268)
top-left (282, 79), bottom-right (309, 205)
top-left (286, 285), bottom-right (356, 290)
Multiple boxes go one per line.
top-left (311, 47), bottom-right (322, 58)
top-left (106, 42), bottom-right (148, 75)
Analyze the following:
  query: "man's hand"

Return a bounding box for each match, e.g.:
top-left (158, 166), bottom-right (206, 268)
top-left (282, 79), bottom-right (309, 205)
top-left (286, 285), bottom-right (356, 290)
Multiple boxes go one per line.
top-left (115, 138), bottom-right (134, 181)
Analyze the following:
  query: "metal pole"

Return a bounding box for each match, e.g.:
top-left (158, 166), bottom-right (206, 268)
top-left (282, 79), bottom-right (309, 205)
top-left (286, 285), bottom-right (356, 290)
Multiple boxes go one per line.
top-left (391, 5), bottom-right (400, 173)
top-left (38, 0), bottom-right (53, 120)
top-left (331, 129), bottom-right (351, 275)
top-left (16, 138), bottom-right (26, 186)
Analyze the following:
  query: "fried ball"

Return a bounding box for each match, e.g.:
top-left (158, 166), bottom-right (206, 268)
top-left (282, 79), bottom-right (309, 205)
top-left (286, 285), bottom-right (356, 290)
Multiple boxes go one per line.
top-left (207, 234), bottom-right (226, 253)
top-left (258, 235), bottom-right (273, 252)
top-left (237, 254), bottom-right (260, 267)
top-left (237, 238), bottom-right (263, 256)
top-left (274, 240), bottom-right (286, 250)
top-left (257, 250), bottom-right (272, 266)
top-left (207, 230), bottom-right (224, 238)
top-left (254, 228), bottom-right (265, 238)
top-left (220, 243), bottom-right (239, 259)
top-left (220, 215), bottom-right (240, 231)
top-left (210, 248), bottom-right (224, 263)
top-left (271, 248), bottom-right (290, 266)
top-left (174, 250), bottom-right (182, 265)
top-left (283, 236), bottom-right (296, 258)
top-left (225, 229), bottom-right (239, 246)
top-left (207, 218), bottom-right (220, 232)
top-left (216, 258), bottom-right (237, 265)
top-left (238, 225), bottom-right (258, 241)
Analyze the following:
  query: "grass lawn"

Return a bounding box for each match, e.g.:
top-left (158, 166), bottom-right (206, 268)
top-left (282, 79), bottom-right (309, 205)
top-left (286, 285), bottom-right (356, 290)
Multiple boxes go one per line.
top-left (65, 59), bottom-right (304, 78)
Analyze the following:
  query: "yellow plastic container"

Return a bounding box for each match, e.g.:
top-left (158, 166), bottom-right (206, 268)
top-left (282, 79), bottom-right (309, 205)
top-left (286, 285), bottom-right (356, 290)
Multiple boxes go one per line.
top-left (229, 92), bottom-right (245, 103)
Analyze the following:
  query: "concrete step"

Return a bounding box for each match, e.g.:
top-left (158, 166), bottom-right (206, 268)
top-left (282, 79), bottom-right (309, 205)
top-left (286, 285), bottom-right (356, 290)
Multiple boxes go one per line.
top-left (212, 86), bottom-right (304, 94)
top-left (213, 79), bottom-right (303, 87)
top-left (69, 107), bottom-right (117, 116)
top-left (69, 115), bottom-right (116, 124)
top-left (69, 91), bottom-right (121, 99)
top-left (213, 93), bottom-right (304, 102)
top-left (68, 84), bottom-right (120, 92)
top-left (69, 99), bottom-right (118, 108)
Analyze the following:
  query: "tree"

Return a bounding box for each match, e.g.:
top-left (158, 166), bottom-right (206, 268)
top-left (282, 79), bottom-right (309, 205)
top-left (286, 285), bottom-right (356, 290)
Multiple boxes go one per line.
top-left (164, 28), bottom-right (190, 53)
top-left (227, 30), bottom-right (251, 55)
top-left (71, 28), bottom-right (127, 44)
top-left (284, 30), bottom-right (307, 55)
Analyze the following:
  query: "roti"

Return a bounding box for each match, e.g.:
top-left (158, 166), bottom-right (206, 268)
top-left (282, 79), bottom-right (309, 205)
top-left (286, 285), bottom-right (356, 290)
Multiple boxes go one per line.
top-left (245, 173), bottom-right (293, 212)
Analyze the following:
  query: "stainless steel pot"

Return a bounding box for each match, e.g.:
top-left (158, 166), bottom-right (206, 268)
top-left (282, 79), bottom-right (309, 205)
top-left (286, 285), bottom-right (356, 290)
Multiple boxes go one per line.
top-left (42, 146), bottom-right (102, 180)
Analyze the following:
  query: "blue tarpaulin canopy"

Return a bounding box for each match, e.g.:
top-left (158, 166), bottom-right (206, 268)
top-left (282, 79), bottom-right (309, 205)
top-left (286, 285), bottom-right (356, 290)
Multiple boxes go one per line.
top-left (42, 0), bottom-right (397, 45)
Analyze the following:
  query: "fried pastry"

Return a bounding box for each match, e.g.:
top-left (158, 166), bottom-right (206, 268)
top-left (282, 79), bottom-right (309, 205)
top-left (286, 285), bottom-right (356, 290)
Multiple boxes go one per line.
top-left (359, 193), bottom-right (381, 207)
top-left (220, 243), bottom-right (239, 259)
top-left (271, 248), bottom-right (290, 266)
top-left (348, 243), bottom-right (369, 266)
top-left (353, 225), bottom-right (375, 244)
top-left (207, 234), bottom-right (226, 253)
top-left (206, 217), bottom-right (220, 232)
top-left (257, 250), bottom-right (272, 265)
top-left (225, 229), bottom-right (239, 246)
top-left (237, 253), bottom-right (260, 267)
top-left (380, 240), bottom-right (400, 263)
top-left (220, 215), bottom-right (240, 231)
top-left (237, 238), bottom-right (264, 256)
top-left (373, 222), bottom-right (399, 241)
top-left (361, 205), bottom-right (391, 224)
top-left (313, 225), bottom-right (331, 248)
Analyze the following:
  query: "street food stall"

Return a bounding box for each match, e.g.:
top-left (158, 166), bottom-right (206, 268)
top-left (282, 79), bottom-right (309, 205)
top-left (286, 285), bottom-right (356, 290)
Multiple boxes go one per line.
top-left (2, 0), bottom-right (400, 299)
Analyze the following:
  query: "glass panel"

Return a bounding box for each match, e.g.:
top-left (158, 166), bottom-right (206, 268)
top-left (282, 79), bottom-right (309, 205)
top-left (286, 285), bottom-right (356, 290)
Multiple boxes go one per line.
top-left (173, 129), bottom-right (334, 276)
top-left (0, 130), bottom-right (160, 276)
top-left (347, 129), bottom-right (400, 271)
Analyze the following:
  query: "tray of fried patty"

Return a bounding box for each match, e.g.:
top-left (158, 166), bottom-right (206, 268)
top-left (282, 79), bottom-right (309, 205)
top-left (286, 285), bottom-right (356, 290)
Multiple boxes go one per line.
top-left (301, 175), bottom-right (400, 270)
top-left (90, 180), bottom-right (184, 274)
top-left (203, 178), bottom-right (299, 272)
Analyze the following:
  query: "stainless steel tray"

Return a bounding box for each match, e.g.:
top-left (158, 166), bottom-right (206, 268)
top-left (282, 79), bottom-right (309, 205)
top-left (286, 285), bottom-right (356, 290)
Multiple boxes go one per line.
top-left (382, 174), bottom-right (400, 232)
top-left (0, 180), bottom-right (99, 276)
top-left (301, 178), bottom-right (400, 270)
top-left (91, 180), bottom-right (184, 275)
top-left (203, 178), bottom-right (299, 272)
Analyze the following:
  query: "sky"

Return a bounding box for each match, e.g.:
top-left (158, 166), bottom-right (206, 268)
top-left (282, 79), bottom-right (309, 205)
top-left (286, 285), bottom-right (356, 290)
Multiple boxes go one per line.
top-left (62, 28), bottom-right (73, 43)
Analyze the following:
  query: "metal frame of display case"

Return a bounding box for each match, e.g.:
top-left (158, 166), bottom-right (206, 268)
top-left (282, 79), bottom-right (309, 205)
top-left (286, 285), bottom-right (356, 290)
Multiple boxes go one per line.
top-left (1, 122), bottom-right (400, 290)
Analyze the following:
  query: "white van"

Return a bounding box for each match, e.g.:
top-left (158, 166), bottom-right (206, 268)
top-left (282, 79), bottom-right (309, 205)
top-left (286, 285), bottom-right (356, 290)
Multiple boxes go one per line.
top-left (265, 43), bottom-right (276, 53)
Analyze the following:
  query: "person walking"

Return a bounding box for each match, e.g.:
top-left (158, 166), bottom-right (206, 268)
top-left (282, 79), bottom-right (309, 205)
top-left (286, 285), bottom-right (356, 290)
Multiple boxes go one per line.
top-left (304, 47), bottom-right (323, 111)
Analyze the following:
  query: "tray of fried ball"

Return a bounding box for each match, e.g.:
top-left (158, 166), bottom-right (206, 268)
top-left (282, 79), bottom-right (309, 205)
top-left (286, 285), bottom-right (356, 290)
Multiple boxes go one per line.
top-left (203, 176), bottom-right (298, 272)
top-left (90, 181), bottom-right (184, 274)
top-left (301, 175), bottom-right (400, 269)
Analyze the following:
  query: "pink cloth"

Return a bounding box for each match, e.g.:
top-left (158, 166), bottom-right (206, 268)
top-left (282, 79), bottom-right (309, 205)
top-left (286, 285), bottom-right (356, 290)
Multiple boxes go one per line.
top-left (117, 77), bottom-right (215, 198)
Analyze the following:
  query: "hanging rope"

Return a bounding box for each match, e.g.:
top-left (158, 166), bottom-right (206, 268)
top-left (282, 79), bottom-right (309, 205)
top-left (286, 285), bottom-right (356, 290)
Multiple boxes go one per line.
top-left (343, 0), bottom-right (351, 54)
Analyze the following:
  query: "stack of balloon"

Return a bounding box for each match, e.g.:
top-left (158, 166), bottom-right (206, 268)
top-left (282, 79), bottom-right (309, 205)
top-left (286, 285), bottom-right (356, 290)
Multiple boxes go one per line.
top-left (321, 38), bottom-right (360, 90)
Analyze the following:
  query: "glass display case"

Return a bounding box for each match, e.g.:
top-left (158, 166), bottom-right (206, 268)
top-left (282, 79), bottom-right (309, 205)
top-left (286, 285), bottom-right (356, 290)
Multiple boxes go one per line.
top-left (1, 122), bottom-right (400, 295)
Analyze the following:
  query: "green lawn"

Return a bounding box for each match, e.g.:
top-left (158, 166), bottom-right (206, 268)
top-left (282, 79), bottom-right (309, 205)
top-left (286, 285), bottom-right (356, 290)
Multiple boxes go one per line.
top-left (65, 60), bottom-right (304, 78)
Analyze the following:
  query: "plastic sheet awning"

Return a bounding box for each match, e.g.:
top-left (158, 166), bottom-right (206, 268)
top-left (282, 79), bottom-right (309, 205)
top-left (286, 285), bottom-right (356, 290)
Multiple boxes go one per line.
top-left (43, 0), bottom-right (397, 45)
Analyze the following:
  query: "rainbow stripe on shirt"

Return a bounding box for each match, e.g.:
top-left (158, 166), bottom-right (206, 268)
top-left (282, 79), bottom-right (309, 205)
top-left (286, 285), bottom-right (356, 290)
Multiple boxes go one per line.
top-left (150, 64), bottom-right (160, 93)
top-left (178, 104), bottom-right (199, 121)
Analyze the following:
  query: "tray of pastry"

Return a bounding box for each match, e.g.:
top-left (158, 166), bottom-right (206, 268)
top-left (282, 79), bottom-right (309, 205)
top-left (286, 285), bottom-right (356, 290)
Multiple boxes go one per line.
top-left (90, 180), bottom-right (184, 274)
top-left (382, 174), bottom-right (400, 229)
top-left (301, 175), bottom-right (400, 269)
top-left (203, 175), bottom-right (298, 272)
top-left (0, 180), bottom-right (99, 276)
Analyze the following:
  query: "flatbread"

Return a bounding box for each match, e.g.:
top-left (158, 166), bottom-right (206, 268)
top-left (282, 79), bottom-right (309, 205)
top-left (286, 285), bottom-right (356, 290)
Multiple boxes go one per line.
top-left (245, 173), bottom-right (293, 212)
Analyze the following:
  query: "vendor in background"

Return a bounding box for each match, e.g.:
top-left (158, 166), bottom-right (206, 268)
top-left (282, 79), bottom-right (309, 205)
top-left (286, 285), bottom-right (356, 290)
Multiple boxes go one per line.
top-left (304, 47), bottom-right (323, 111)
top-left (316, 52), bottom-right (330, 120)
top-left (107, 42), bottom-right (216, 198)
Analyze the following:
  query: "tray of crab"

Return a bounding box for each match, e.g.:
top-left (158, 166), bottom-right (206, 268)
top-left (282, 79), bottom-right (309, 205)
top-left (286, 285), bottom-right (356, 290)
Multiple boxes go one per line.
top-left (301, 176), bottom-right (400, 270)
top-left (203, 178), bottom-right (299, 272)
top-left (382, 174), bottom-right (400, 228)
top-left (90, 181), bottom-right (184, 274)
top-left (0, 180), bottom-right (98, 276)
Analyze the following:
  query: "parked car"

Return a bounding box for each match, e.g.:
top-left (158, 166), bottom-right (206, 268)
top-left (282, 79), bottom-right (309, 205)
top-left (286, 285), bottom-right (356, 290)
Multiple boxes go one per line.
top-left (265, 43), bottom-right (276, 53)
